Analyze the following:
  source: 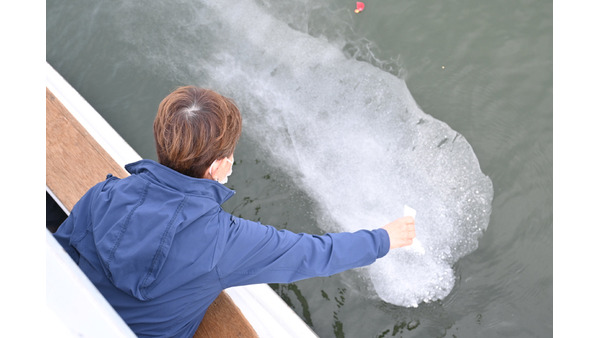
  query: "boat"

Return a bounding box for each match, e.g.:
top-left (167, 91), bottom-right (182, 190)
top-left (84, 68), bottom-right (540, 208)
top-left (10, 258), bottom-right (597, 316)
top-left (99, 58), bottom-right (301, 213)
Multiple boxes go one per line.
top-left (45, 62), bottom-right (318, 337)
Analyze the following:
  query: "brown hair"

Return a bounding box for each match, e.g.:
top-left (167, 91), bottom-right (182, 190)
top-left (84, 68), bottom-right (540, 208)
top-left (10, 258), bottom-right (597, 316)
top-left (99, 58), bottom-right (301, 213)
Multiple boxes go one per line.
top-left (153, 86), bottom-right (242, 178)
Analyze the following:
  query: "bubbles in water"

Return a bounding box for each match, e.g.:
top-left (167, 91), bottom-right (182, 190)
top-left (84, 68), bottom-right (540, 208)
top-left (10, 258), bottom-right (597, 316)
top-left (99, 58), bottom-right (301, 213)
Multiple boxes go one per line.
top-left (118, 0), bottom-right (493, 307)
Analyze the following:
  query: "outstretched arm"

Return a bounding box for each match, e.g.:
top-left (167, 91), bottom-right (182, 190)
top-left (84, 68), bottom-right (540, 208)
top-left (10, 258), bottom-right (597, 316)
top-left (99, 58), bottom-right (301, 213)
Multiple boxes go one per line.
top-left (217, 215), bottom-right (391, 288)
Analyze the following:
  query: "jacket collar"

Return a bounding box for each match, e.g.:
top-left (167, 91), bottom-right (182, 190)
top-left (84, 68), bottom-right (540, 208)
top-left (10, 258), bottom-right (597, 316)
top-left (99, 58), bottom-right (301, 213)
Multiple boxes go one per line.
top-left (125, 159), bottom-right (235, 204)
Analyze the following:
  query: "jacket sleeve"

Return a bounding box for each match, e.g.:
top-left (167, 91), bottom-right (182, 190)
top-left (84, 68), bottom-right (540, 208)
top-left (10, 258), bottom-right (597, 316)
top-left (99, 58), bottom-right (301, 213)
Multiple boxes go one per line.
top-left (216, 215), bottom-right (390, 288)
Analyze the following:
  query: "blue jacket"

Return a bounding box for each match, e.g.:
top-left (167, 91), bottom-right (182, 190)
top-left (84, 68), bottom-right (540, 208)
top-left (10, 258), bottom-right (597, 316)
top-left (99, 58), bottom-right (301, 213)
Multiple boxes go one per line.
top-left (54, 159), bottom-right (390, 337)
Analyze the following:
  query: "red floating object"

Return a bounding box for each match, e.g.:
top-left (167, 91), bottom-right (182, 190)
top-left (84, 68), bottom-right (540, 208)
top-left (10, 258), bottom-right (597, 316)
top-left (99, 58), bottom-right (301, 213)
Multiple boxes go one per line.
top-left (355, 2), bottom-right (365, 13)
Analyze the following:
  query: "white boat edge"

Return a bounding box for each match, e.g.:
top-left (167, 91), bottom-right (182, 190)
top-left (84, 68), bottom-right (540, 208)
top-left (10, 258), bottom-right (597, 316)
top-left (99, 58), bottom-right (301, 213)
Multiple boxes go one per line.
top-left (46, 230), bottom-right (137, 337)
top-left (45, 62), bottom-right (318, 338)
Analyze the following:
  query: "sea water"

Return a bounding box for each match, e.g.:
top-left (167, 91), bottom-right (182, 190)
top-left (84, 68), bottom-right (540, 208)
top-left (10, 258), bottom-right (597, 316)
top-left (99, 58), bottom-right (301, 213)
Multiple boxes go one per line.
top-left (47, 0), bottom-right (552, 336)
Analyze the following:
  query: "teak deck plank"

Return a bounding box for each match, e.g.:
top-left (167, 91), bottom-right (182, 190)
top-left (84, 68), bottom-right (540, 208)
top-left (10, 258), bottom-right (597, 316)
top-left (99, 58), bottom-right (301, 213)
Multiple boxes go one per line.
top-left (46, 87), bottom-right (258, 337)
top-left (46, 88), bottom-right (129, 211)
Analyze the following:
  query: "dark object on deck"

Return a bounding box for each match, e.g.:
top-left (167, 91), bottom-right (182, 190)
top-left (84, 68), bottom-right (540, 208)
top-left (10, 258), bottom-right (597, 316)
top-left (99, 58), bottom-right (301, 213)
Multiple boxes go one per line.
top-left (46, 192), bottom-right (66, 233)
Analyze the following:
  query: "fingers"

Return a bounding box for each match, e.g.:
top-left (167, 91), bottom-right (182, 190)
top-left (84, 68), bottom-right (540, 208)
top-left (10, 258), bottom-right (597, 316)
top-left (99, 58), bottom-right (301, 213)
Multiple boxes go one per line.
top-left (397, 217), bottom-right (415, 234)
top-left (397, 237), bottom-right (413, 248)
top-left (404, 229), bottom-right (416, 242)
top-left (399, 217), bottom-right (416, 247)
top-left (383, 216), bottom-right (418, 249)
top-left (401, 216), bottom-right (415, 225)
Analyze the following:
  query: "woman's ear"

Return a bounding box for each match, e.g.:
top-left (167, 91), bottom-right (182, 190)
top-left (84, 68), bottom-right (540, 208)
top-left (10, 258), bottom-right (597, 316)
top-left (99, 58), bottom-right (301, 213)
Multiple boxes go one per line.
top-left (213, 157), bottom-right (227, 170)
top-left (212, 157), bottom-right (229, 176)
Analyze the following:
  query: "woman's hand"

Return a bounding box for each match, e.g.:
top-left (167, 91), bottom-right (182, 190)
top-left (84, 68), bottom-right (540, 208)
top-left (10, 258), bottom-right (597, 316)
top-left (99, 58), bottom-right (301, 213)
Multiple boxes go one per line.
top-left (382, 216), bottom-right (416, 249)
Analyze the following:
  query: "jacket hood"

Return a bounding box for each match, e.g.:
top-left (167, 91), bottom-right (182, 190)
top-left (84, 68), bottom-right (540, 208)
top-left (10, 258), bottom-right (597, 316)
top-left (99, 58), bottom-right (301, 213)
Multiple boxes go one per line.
top-left (90, 160), bottom-right (235, 300)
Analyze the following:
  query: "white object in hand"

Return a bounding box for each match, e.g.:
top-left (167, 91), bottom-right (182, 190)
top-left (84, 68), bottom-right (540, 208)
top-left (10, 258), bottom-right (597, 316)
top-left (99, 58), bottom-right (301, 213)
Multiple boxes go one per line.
top-left (403, 205), bottom-right (425, 254)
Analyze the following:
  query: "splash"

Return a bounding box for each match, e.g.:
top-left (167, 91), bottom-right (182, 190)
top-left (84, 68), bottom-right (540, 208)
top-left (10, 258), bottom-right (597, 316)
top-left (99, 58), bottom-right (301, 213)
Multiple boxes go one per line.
top-left (117, 0), bottom-right (493, 307)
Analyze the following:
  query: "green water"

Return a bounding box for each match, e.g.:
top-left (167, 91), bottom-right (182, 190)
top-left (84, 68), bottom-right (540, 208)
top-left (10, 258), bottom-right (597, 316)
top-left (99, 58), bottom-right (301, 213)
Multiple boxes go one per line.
top-left (47, 0), bottom-right (552, 336)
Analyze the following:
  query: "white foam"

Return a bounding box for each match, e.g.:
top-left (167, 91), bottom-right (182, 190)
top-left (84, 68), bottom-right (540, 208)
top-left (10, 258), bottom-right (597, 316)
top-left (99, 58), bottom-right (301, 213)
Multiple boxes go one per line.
top-left (118, 0), bottom-right (493, 307)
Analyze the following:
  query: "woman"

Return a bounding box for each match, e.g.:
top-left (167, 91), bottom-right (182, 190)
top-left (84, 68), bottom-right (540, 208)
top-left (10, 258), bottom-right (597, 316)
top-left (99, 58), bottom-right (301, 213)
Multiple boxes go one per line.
top-left (53, 86), bottom-right (416, 337)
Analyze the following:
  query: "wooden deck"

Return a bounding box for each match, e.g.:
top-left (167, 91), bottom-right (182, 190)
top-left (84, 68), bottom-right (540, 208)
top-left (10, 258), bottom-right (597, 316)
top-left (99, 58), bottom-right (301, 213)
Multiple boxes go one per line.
top-left (46, 87), bottom-right (258, 337)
